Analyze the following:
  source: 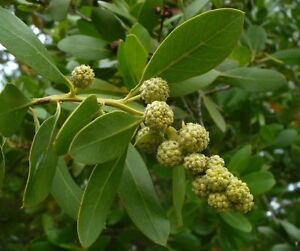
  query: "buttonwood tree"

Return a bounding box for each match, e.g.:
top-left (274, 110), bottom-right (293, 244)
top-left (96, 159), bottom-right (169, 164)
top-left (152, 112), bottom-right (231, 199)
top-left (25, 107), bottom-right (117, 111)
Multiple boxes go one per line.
top-left (0, 1), bottom-right (299, 251)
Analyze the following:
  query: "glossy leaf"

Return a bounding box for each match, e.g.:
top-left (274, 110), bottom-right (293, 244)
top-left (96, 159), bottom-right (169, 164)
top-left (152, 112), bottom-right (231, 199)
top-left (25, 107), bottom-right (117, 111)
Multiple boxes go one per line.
top-left (130, 23), bottom-right (152, 51)
top-left (23, 103), bottom-right (61, 207)
top-left (51, 158), bottom-right (82, 219)
top-left (172, 165), bottom-right (185, 226)
top-left (245, 25), bottom-right (267, 53)
top-left (220, 211), bottom-right (252, 232)
top-left (78, 153), bottom-right (126, 248)
top-left (58, 35), bottom-right (110, 60)
top-left (55, 95), bottom-right (99, 155)
top-left (119, 145), bottom-right (170, 245)
top-left (243, 171), bottom-right (275, 196)
top-left (227, 145), bottom-right (252, 175)
top-left (279, 220), bottom-right (300, 242)
top-left (91, 8), bottom-right (125, 42)
top-left (0, 84), bottom-right (30, 136)
top-left (47, 0), bottom-right (70, 21)
top-left (70, 111), bottom-right (141, 164)
top-left (272, 48), bottom-right (300, 65)
top-left (183, 0), bottom-right (210, 19)
top-left (0, 7), bottom-right (67, 84)
top-left (203, 96), bottom-right (226, 132)
top-left (141, 9), bottom-right (244, 83)
top-left (118, 34), bottom-right (148, 89)
top-left (169, 70), bottom-right (220, 97)
top-left (221, 68), bottom-right (287, 92)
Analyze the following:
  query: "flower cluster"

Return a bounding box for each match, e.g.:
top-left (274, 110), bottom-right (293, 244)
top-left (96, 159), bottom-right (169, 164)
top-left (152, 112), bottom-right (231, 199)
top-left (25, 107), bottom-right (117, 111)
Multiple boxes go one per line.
top-left (71, 65), bottom-right (95, 88)
top-left (135, 77), bottom-right (254, 214)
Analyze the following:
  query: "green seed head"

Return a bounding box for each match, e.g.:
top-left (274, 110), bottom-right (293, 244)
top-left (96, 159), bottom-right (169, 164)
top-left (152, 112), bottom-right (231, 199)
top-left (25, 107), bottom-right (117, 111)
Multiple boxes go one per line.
top-left (226, 178), bottom-right (251, 203)
top-left (184, 153), bottom-right (208, 174)
top-left (71, 65), bottom-right (95, 88)
top-left (178, 123), bottom-right (209, 153)
top-left (140, 77), bottom-right (170, 104)
top-left (233, 193), bottom-right (254, 214)
top-left (144, 101), bottom-right (174, 130)
top-left (207, 155), bottom-right (225, 169)
top-left (208, 192), bottom-right (231, 212)
top-left (135, 127), bottom-right (163, 154)
top-left (156, 140), bottom-right (183, 167)
top-left (192, 176), bottom-right (209, 198)
top-left (206, 166), bottom-right (232, 192)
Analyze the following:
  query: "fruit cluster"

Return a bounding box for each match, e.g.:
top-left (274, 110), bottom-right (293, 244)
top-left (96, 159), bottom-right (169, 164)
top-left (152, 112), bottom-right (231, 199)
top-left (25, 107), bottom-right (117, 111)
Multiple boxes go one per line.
top-left (135, 77), bottom-right (254, 214)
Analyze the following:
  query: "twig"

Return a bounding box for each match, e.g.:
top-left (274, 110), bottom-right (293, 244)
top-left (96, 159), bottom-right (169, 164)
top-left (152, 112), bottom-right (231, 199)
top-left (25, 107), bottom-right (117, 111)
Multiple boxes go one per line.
top-left (204, 85), bottom-right (231, 95)
top-left (180, 97), bottom-right (194, 118)
top-left (197, 92), bottom-right (204, 126)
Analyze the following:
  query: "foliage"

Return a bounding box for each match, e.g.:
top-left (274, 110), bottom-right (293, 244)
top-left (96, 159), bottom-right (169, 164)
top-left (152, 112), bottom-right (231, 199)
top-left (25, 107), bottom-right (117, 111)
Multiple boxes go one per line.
top-left (0, 0), bottom-right (299, 251)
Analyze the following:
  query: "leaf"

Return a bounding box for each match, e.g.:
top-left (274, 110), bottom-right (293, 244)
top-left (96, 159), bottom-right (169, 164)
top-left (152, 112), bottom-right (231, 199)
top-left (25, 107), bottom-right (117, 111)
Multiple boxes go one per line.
top-left (245, 25), bottom-right (267, 53)
top-left (271, 244), bottom-right (295, 251)
top-left (242, 170), bottom-right (275, 196)
top-left (0, 7), bottom-right (67, 84)
top-left (58, 35), bottom-right (110, 60)
top-left (130, 23), bottom-right (152, 51)
top-left (227, 145), bottom-right (252, 175)
top-left (70, 111), bottom-right (142, 165)
top-left (78, 152), bottom-right (126, 248)
top-left (55, 95), bottom-right (99, 155)
top-left (0, 145), bottom-right (4, 190)
top-left (183, 0), bottom-right (210, 19)
top-left (51, 158), bottom-right (82, 220)
top-left (272, 48), bottom-right (300, 65)
top-left (276, 129), bottom-right (298, 147)
top-left (118, 34), bottom-right (148, 89)
top-left (119, 145), bottom-right (170, 245)
top-left (172, 165), bottom-right (185, 227)
top-left (47, 0), bottom-right (70, 21)
top-left (279, 220), bottom-right (300, 242)
top-left (220, 211), bottom-right (252, 232)
top-left (23, 103), bottom-right (61, 207)
top-left (91, 8), bottom-right (125, 42)
top-left (221, 68), bottom-right (287, 92)
top-left (169, 70), bottom-right (220, 97)
top-left (0, 84), bottom-right (30, 136)
top-left (203, 96), bottom-right (226, 132)
top-left (141, 9), bottom-right (244, 83)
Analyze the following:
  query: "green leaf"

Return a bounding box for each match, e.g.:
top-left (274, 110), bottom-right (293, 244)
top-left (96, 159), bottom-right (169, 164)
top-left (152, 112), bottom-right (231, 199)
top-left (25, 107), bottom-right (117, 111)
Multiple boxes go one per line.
top-left (91, 8), bottom-right (125, 42)
top-left (276, 129), bottom-right (298, 147)
top-left (0, 145), bottom-right (4, 190)
top-left (220, 211), bottom-right (252, 232)
top-left (245, 25), bottom-right (267, 53)
top-left (227, 145), bottom-right (252, 175)
top-left (169, 70), bottom-right (220, 97)
top-left (58, 35), bottom-right (110, 60)
top-left (47, 0), bottom-right (70, 21)
top-left (203, 96), bottom-right (226, 132)
top-left (118, 34), bottom-right (148, 89)
top-left (0, 7), bottom-right (67, 84)
top-left (141, 9), bottom-right (244, 83)
top-left (221, 68), bottom-right (287, 92)
top-left (279, 220), bottom-right (300, 242)
top-left (183, 0), bottom-right (210, 19)
top-left (51, 158), bottom-right (82, 220)
top-left (130, 23), bottom-right (152, 51)
top-left (78, 152), bottom-right (126, 248)
top-left (23, 103), bottom-right (61, 207)
top-left (272, 48), bottom-right (300, 65)
top-left (271, 244), bottom-right (295, 251)
top-left (119, 145), bottom-right (170, 245)
top-left (70, 111), bottom-right (141, 165)
top-left (242, 171), bottom-right (275, 196)
top-left (172, 165), bottom-right (185, 227)
top-left (55, 95), bottom-right (99, 155)
top-left (0, 84), bottom-right (30, 136)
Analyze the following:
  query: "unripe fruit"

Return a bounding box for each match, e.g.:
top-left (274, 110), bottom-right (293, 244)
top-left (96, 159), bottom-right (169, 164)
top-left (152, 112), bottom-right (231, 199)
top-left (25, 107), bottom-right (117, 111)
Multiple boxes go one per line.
top-left (206, 166), bottom-right (232, 192)
top-left (156, 140), bottom-right (183, 167)
top-left (71, 65), bottom-right (95, 88)
top-left (144, 101), bottom-right (174, 130)
top-left (140, 77), bottom-right (169, 104)
top-left (178, 123), bottom-right (209, 153)
top-left (208, 193), bottom-right (231, 212)
top-left (207, 155), bottom-right (225, 169)
top-left (226, 178), bottom-right (251, 203)
top-left (135, 127), bottom-right (163, 154)
top-left (184, 153), bottom-right (208, 174)
top-left (192, 176), bottom-right (209, 198)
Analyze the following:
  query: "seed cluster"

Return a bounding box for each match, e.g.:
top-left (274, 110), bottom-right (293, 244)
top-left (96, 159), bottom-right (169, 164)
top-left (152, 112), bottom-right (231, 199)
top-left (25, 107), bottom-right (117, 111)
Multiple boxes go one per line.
top-left (135, 77), bottom-right (254, 214)
top-left (71, 65), bottom-right (95, 88)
